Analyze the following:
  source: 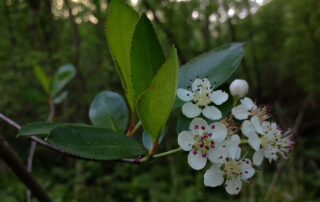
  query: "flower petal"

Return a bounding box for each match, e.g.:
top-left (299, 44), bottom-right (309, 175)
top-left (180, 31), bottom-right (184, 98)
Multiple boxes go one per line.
top-left (202, 106), bottom-right (222, 120)
top-left (177, 89), bottom-right (194, 101)
top-left (208, 145), bottom-right (228, 164)
top-left (182, 102), bottom-right (201, 118)
top-left (232, 105), bottom-right (250, 120)
top-left (204, 165), bottom-right (224, 187)
top-left (210, 90), bottom-right (228, 105)
top-left (178, 131), bottom-right (195, 151)
top-left (241, 120), bottom-right (255, 137)
top-left (225, 176), bottom-right (242, 195)
top-left (227, 135), bottom-right (240, 159)
top-left (188, 150), bottom-right (207, 170)
top-left (253, 149), bottom-right (264, 166)
top-left (208, 122), bottom-right (227, 142)
top-left (240, 159), bottom-right (255, 180)
top-left (248, 133), bottom-right (261, 151)
top-left (251, 116), bottom-right (262, 134)
top-left (189, 118), bottom-right (209, 136)
top-left (240, 97), bottom-right (256, 111)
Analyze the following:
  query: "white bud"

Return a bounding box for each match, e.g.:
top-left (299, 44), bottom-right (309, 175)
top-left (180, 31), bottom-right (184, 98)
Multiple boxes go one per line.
top-left (229, 79), bottom-right (249, 98)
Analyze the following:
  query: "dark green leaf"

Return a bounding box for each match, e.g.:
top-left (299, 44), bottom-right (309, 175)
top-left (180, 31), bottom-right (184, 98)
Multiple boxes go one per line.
top-left (48, 125), bottom-right (147, 160)
top-left (20, 87), bottom-right (47, 103)
top-left (19, 122), bottom-right (89, 136)
top-left (33, 65), bottom-right (51, 94)
top-left (51, 64), bottom-right (76, 97)
top-left (53, 91), bottom-right (69, 104)
top-left (137, 47), bottom-right (179, 140)
top-left (106, 0), bottom-right (139, 111)
top-left (89, 91), bottom-right (129, 133)
top-left (131, 13), bottom-right (165, 100)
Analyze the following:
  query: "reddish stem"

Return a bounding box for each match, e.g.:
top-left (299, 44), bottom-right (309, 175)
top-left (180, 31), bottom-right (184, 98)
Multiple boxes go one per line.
top-left (126, 114), bottom-right (135, 137)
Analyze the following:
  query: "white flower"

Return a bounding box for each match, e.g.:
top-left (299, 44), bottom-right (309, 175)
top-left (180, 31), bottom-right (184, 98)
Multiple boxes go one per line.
top-left (177, 78), bottom-right (229, 120)
top-left (232, 97), bottom-right (269, 121)
top-left (242, 120), bottom-right (295, 166)
top-left (177, 118), bottom-right (228, 170)
top-left (204, 156), bottom-right (255, 195)
top-left (229, 79), bottom-right (249, 98)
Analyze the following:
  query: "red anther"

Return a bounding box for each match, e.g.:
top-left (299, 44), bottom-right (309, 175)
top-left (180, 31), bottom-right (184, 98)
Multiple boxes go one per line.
top-left (211, 125), bottom-right (215, 129)
top-left (201, 126), bottom-right (206, 130)
top-left (208, 133), bottom-right (212, 137)
top-left (210, 144), bottom-right (215, 148)
top-left (195, 125), bottom-right (199, 129)
top-left (200, 143), bottom-right (204, 148)
top-left (205, 146), bottom-right (209, 150)
top-left (193, 150), bottom-right (198, 155)
top-left (202, 153), bottom-right (207, 158)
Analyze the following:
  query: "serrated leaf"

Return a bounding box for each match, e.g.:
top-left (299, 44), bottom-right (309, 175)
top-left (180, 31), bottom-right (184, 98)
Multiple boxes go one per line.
top-left (89, 91), bottom-right (129, 133)
top-left (54, 91), bottom-right (69, 104)
top-left (19, 122), bottom-right (89, 136)
top-left (142, 125), bottom-right (168, 151)
top-left (137, 47), bottom-right (179, 140)
top-left (48, 125), bottom-right (147, 160)
top-left (131, 13), bottom-right (165, 100)
top-left (106, 0), bottom-right (139, 111)
top-left (51, 64), bottom-right (76, 97)
top-left (33, 65), bottom-right (51, 94)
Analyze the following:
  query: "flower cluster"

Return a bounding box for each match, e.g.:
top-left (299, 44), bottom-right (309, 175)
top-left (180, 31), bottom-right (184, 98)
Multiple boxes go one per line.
top-left (177, 78), bottom-right (294, 195)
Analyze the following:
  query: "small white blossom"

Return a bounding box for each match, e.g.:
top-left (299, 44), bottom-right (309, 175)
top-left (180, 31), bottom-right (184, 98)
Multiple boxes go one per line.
top-left (229, 79), bottom-right (249, 98)
top-left (232, 97), bottom-right (269, 121)
top-left (177, 118), bottom-right (228, 170)
top-left (204, 156), bottom-right (255, 195)
top-left (177, 78), bottom-right (229, 120)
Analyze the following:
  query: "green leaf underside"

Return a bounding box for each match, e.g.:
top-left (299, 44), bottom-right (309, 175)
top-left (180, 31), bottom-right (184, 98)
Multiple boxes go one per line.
top-left (178, 43), bottom-right (243, 89)
top-left (48, 125), bottom-right (147, 160)
top-left (176, 84), bottom-right (233, 134)
top-left (106, 0), bottom-right (139, 111)
top-left (142, 125), bottom-right (168, 151)
top-left (51, 64), bottom-right (76, 97)
top-left (19, 122), bottom-right (90, 136)
top-left (131, 13), bottom-right (165, 100)
top-left (53, 91), bottom-right (69, 104)
top-left (33, 65), bottom-right (51, 94)
top-left (137, 47), bottom-right (179, 140)
top-left (89, 91), bottom-right (129, 133)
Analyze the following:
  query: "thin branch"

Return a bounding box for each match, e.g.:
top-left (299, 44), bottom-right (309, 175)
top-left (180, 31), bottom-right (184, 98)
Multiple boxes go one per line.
top-left (0, 135), bottom-right (52, 202)
top-left (0, 113), bottom-right (21, 129)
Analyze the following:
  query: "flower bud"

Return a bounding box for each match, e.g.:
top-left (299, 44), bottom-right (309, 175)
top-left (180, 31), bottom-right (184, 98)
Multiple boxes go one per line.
top-left (229, 79), bottom-right (249, 98)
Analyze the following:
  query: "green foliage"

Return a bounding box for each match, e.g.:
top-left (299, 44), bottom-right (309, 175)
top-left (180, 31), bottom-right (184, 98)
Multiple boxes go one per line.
top-left (131, 13), bottom-right (165, 100)
top-left (142, 125), bottom-right (168, 151)
top-left (51, 64), bottom-right (76, 97)
top-left (105, 0), bottom-right (139, 111)
top-left (19, 122), bottom-right (89, 136)
top-left (89, 91), bottom-right (129, 133)
top-left (178, 43), bottom-right (244, 89)
top-left (137, 47), bottom-right (179, 140)
top-left (53, 91), bottom-right (69, 104)
top-left (48, 125), bottom-right (147, 160)
top-left (20, 87), bottom-right (47, 103)
top-left (33, 65), bottom-right (51, 94)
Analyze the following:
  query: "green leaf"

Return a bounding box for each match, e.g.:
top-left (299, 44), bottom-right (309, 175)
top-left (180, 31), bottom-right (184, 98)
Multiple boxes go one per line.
top-left (142, 125), bottom-right (168, 151)
top-left (89, 91), bottom-right (129, 133)
top-left (137, 47), bottom-right (179, 140)
top-left (33, 65), bottom-right (51, 94)
top-left (19, 122), bottom-right (89, 137)
top-left (53, 91), bottom-right (69, 104)
top-left (178, 43), bottom-right (243, 89)
top-left (131, 13), bottom-right (165, 100)
top-left (20, 87), bottom-right (47, 103)
top-left (106, 0), bottom-right (139, 111)
top-left (51, 64), bottom-right (76, 97)
top-left (48, 125), bottom-right (147, 160)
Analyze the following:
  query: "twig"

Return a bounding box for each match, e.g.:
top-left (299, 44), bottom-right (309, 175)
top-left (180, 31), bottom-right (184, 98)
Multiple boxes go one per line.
top-left (0, 135), bottom-right (52, 202)
top-left (0, 113), bottom-right (21, 130)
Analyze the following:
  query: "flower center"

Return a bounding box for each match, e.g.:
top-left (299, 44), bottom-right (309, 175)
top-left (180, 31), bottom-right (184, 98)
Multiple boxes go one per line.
top-left (251, 106), bottom-right (270, 122)
top-left (192, 133), bottom-right (215, 158)
top-left (224, 159), bottom-right (241, 178)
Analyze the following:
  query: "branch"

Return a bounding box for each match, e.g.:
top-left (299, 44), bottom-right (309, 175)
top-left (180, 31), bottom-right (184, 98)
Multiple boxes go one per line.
top-left (0, 135), bottom-right (52, 202)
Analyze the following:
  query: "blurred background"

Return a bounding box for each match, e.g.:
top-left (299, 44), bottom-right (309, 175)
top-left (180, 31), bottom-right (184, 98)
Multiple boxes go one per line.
top-left (0, 0), bottom-right (320, 201)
